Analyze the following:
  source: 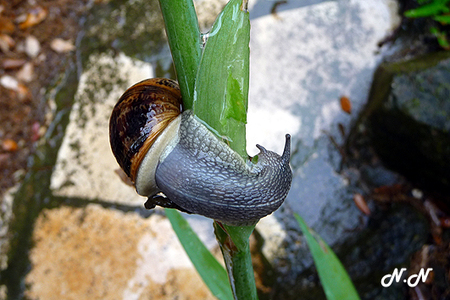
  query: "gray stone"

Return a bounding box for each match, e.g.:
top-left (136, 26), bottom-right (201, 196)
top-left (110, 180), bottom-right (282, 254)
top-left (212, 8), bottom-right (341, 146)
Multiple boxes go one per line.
top-left (366, 52), bottom-right (450, 193)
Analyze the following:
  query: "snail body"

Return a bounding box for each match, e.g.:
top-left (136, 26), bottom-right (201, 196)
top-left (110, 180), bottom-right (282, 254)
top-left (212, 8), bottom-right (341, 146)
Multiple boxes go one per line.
top-left (109, 78), bottom-right (292, 226)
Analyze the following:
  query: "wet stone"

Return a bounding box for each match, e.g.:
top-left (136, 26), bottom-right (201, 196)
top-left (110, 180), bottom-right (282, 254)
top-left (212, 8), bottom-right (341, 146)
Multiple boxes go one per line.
top-left (366, 51), bottom-right (450, 194)
top-left (50, 53), bottom-right (153, 205)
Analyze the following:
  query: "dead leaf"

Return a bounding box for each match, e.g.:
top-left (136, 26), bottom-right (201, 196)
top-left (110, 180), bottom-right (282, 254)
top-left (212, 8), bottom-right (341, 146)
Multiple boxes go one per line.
top-left (2, 139), bottom-right (18, 152)
top-left (353, 193), bottom-right (371, 216)
top-left (16, 83), bottom-right (31, 101)
top-left (2, 58), bottom-right (26, 69)
top-left (0, 33), bottom-right (15, 52)
top-left (340, 96), bottom-right (352, 114)
top-left (18, 6), bottom-right (47, 30)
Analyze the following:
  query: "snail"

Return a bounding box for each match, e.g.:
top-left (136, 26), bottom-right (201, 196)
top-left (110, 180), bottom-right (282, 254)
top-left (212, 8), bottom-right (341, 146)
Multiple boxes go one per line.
top-left (109, 78), bottom-right (292, 226)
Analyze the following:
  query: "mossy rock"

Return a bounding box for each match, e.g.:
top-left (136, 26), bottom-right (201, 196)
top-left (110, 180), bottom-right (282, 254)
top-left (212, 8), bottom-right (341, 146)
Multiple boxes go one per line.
top-left (365, 51), bottom-right (450, 193)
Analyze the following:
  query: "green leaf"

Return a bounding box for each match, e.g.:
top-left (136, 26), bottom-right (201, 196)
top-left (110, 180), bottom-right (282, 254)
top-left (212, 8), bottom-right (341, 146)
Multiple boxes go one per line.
top-left (294, 213), bottom-right (360, 300)
top-left (193, 0), bottom-right (250, 159)
top-left (159, 0), bottom-right (201, 109)
top-left (430, 26), bottom-right (450, 48)
top-left (404, 0), bottom-right (450, 18)
top-left (165, 209), bottom-right (234, 300)
top-left (433, 14), bottom-right (450, 23)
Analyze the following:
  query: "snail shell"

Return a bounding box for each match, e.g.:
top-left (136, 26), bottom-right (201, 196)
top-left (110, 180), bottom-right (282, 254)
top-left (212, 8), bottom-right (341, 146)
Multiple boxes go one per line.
top-left (109, 78), bottom-right (292, 226)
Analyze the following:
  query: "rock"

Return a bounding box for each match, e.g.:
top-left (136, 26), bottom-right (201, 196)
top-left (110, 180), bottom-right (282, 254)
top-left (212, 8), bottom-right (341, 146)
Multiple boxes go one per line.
top-left (25, 204), bottom-right (216, 300)
top-left (275, 205), bottom-right (429, 300)
top-left (365, 51), bottom-right (450, 194)
top-left (16, 62), bottom-right (34, 82)
top-left (0, 75), bottom-right (18, 90)
top-left (24, 35), bottom-right (40, 58)
top-left (50, 38), bottom-right (76, 53)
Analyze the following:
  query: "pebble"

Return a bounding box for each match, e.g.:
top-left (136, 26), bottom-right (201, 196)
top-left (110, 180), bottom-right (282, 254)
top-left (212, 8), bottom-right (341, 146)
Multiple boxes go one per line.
top-left (25, 35), bottom-right (40, 58)
top-left (0, 75), bottom-right (18, 91)
top-left (16, 62), bottom-right (34, 82)
top-left (50, 38), bottom-right (76, 53)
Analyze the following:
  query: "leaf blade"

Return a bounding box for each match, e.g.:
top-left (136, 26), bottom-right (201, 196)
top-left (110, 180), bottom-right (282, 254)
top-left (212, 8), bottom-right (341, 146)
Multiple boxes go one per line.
top-left (193, 0), bottom-right (250, 158)
top-left (165, 209), bottom-right (234, 300)
top-left (294, 213), bottom-right (360, 300)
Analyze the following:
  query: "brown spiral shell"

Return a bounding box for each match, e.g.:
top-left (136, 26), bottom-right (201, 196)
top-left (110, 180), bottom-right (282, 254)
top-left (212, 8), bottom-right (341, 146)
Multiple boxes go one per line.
top-left (109, 78), bottom-right (182, 182)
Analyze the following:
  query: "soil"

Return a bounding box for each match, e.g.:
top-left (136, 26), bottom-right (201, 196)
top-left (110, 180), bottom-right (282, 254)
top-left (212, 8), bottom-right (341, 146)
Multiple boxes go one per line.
top-left (0, 0), bottom-right (88, 197)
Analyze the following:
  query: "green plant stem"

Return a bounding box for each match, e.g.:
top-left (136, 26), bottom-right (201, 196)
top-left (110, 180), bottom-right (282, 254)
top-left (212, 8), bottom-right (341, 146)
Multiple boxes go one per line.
top-left (214, 222), bottom-right (258, 300)
top-left (200, 0), bottom-right (257, 298)
top-left (159, 0), bottom-right (258, 298)
top-left (159, 0), bottom-right (201, 109)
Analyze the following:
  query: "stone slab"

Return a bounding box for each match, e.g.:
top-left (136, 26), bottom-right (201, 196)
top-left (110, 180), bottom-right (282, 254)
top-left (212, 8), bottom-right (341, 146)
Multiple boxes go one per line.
top-left (50, 53), bottom-right (153, 205)
top-left (25, 204), bottom-right (216, 300)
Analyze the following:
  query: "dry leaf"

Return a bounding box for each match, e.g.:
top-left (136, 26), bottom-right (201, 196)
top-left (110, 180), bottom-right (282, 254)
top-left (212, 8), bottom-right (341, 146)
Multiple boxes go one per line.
top-left (18, 6), bottom-right (48, 30)
top-left (2, 58), bottom-right (26, 69)
top-left (16, 83), bottom-right (31, 101)
top-left (353, 193), bottom-right (371, 216)
top-left (340, 96), bottom-right (352, 114)
top-left (2, 139), bottom-right (18, 152)
top-left (0, 33), bottom-right (15, 52)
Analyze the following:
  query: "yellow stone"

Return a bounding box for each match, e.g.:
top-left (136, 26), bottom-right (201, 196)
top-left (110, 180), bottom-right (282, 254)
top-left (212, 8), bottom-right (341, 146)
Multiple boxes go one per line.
top-left (25, 204), bottom-right (216, 300)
